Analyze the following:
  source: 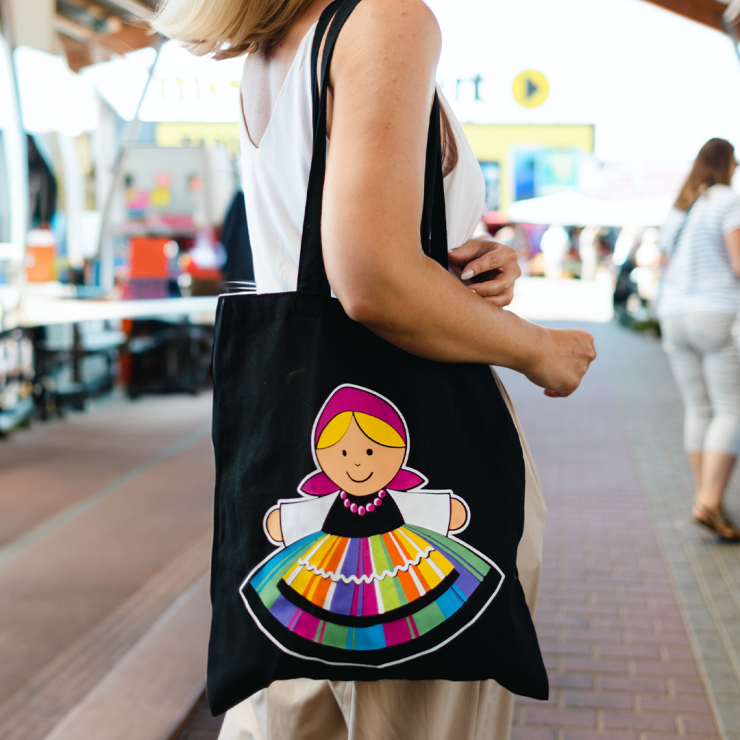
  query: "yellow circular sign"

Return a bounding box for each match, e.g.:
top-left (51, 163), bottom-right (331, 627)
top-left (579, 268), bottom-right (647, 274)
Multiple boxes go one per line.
top-left (513, 70), bottom-right (550, 108)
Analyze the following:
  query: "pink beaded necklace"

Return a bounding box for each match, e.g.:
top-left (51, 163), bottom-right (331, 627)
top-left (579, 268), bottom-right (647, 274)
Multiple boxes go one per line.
top-left (340, 489), bottom-right (386, 517)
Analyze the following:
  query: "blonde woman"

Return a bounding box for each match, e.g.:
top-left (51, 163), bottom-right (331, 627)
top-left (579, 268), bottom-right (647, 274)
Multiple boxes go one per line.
top-left (659, 138), bottom-right (740, 541)
top-left (153, 0), bottom-right (595, 737)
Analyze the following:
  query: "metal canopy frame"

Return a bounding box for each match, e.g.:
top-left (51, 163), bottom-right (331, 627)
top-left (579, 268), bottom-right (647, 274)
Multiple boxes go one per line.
top-left (48, 0), bottom-right (739, 73)
top-left (642, 0), bottom-right (730, 31)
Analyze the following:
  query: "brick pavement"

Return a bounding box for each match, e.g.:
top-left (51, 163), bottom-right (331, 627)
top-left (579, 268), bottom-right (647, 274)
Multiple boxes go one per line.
top-left (179, 321), bottom-right (728, 740)
top-left (0, 392), bottom-right (213, 551)
top-left (595, 324), bottom-right (740, 739)
top-left (0, 394), bottom-right (214, 740)
top-left (501, 352), bottom-right (720, 740)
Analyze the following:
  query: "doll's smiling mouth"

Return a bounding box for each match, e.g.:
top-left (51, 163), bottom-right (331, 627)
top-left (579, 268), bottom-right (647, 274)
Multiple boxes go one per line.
top-left (347, 472), bottom-right (373, 483)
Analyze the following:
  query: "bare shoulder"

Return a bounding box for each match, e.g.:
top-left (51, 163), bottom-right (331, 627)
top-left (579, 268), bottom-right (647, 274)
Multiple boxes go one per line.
top-left (331, 0), bottom-right (441, 82)
top-left (346, 0), bottom-right (440, 38)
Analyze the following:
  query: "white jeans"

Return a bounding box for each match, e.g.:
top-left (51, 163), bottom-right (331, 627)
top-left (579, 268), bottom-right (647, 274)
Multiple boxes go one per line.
top-left (217, 372), bottom-right (547, 740)
top-left (661, 312), bottom-right (740, 455)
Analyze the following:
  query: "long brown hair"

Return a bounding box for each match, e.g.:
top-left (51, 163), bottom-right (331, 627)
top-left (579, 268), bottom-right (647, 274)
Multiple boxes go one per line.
top-left (675, 138), bottom-right (736, 211)
top-left (152, 0), bottom-right (317, 56)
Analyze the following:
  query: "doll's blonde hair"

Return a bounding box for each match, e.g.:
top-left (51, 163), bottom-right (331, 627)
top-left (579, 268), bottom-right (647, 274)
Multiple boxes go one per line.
top-left (152, 0), bottom-right (316, 57)
top-left (317, 412), bottom-right (405, 449)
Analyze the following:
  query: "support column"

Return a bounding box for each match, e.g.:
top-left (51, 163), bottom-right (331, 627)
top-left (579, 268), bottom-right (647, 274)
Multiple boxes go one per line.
top-left (3, 0), bottom-right (55, 53)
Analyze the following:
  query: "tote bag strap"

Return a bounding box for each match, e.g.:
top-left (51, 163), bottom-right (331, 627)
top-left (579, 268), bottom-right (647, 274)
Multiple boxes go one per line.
top-left (297, 0), bottom-right (448, 296)
top-left (310, 0), bottom-right (344, 132)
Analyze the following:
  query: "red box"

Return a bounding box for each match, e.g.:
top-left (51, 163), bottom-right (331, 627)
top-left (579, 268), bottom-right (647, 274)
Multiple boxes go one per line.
top-left (25, 246), bottom-right (56, 283)
top-left (130, 237), bottom-right (169, 279)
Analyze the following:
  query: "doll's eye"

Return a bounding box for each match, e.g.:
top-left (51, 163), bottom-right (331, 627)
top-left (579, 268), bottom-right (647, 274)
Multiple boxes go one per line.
top-left (366, 449), bottom-right (373, 456)
top-left (342, 450), bottom-right (347, 457)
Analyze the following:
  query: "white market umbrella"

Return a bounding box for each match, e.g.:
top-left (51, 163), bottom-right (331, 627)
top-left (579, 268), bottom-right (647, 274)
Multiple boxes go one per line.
top-left (507, 191), bottom-right (674, 228)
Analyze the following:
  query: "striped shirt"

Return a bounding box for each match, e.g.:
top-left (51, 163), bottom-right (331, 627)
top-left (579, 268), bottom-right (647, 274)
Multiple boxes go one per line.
top-left (658, 185), bottom-right (740, 318)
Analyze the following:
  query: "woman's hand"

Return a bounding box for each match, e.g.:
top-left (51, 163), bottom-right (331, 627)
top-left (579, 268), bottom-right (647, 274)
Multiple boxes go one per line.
top-left (524, 328), bottom-right (597, 398)
top-left (448, 236), bottom-right (521, 307)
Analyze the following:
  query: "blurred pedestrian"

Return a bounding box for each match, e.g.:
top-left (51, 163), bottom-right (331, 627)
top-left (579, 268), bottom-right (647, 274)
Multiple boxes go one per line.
top-left (154, 0), bottom-right (596, 737)
top-left (578, 226), bottom-right (599, 281)
top-left (658, 138), bottom-right (740, 540)
top-left (632, 228), bottom-right (662, 304)
top-left (539, 225), bottom-right (570, 279)
top-left (493, 225), bottom-right (530, 276)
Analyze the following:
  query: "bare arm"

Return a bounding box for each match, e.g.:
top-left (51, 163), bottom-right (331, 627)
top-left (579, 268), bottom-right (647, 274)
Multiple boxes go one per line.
top-left (322, 0), bottom-right (594, 395)
top-left (726, 229), bottom-right (740, 277)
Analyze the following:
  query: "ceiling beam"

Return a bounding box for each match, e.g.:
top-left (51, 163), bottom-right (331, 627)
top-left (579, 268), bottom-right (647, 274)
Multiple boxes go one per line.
top-left (725, 0), bottom-right (740, 28)
top-left (640, 0), bottom-right (727, 32)
top-left (64, 0), bottom-right (110, 20)
top-left (101, 0), bottom-right (153, 21)
top-left (55, 12), bottom-right (97, 41)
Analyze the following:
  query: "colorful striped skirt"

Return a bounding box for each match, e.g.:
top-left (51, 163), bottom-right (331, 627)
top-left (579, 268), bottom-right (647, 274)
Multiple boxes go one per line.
top-left (246, 525), bottom-right (492, 651)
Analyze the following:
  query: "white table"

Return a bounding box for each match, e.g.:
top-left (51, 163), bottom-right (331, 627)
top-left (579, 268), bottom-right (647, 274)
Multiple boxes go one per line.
top-left (2, 294), bottom-right (219, 330)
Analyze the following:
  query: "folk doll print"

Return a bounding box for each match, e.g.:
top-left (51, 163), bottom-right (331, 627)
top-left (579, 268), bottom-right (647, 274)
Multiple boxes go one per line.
top-left (240, 384), bottom-right (505, 667)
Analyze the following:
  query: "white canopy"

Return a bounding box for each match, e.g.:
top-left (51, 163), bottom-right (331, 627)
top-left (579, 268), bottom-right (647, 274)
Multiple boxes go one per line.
top-left (506, 190), bottom-right (675, 227)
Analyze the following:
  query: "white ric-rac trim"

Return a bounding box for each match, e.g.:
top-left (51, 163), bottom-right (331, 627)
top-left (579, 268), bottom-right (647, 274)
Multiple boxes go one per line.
top-left (295, 541), bottom-right (436, 584)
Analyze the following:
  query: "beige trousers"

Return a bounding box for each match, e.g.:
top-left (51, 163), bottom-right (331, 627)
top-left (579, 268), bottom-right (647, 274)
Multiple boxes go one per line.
top-left (219, 373), bottom-right (546, 740)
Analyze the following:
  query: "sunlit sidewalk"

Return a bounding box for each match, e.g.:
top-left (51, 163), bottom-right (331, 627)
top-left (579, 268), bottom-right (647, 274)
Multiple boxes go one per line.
top-left (507, 276), bottom-right (616, 324)
top-left (503, 323), bottom-right (740, 740)
top-left (0, 393), bottom-right (214, 740)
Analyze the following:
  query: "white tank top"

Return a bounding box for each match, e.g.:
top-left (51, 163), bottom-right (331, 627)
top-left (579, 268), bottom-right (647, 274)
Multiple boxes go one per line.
top-left (239, 22), bottom-right (485, 294)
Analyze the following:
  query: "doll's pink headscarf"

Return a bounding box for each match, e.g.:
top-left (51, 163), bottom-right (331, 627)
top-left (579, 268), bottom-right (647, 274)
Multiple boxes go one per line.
top-left (300, 386), bottom-right (424, 496)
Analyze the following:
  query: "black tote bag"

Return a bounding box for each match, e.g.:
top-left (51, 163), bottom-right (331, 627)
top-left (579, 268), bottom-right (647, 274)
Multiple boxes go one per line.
top-left (208, 0), bottom-right (548, 714)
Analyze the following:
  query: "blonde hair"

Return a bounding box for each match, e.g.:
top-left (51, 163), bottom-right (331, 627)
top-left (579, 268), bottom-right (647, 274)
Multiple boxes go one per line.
top-left (317, 412), bottom-right (405, 449)
top-left (151, 0), bottom-right (315, 57)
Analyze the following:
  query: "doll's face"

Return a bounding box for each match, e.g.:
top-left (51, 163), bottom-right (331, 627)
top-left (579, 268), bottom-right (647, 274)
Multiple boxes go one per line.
top-left (316, 417), bottom-right (405, 496)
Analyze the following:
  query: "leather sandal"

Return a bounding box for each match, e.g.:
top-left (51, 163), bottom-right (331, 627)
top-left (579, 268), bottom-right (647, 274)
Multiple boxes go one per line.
top-left (692, 503), bottom-right (740, 541)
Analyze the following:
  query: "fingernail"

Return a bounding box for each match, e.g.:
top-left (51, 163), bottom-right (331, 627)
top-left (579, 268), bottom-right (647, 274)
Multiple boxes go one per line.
top-left (470, 288), bottom-right (477, 294)
top-left (461, 269), bottom-right (474, 280)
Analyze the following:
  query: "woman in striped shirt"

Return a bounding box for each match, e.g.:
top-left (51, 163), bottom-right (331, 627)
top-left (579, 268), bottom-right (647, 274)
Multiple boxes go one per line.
top-left (659, 138), bottom-right (740, 541)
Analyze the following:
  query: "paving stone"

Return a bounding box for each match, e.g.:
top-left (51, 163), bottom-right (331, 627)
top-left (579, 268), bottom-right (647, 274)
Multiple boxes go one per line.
top-left (693, 632), bottom-right (730, 660)
top-left (680, 714), bottom-right (721, 735)
top-left (562, 733), bottom-right (638, 740)
top-left (714, 697), bottom-right (740, 734)
top-left (561, 691), bottom-right (633, 709)
top-left (703, 658), bottom-right (740, 695)
top-left (548, 673), bottom-right (595, 690)
top-left (511, 728), bottom-right (557, 740)
top-left (602, 711), bottom-right (678, 732)
top-left (522, 706), bottom-right (597, 728)
top-left (599, 676), bottom-right (668, 693)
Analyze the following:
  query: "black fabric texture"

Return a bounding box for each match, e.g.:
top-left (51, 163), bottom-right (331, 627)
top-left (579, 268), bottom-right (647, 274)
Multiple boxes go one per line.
top-left (207, 0), bottom-right (548, 714)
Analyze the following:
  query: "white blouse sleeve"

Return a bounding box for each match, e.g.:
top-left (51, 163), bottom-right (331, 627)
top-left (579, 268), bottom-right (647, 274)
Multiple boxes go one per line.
top-left (724, 194), bottom-right (740, 234)
top-left (279, 494), bottom-right (337, 546)
top-left (393, 491), bottom-right (451, 535)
